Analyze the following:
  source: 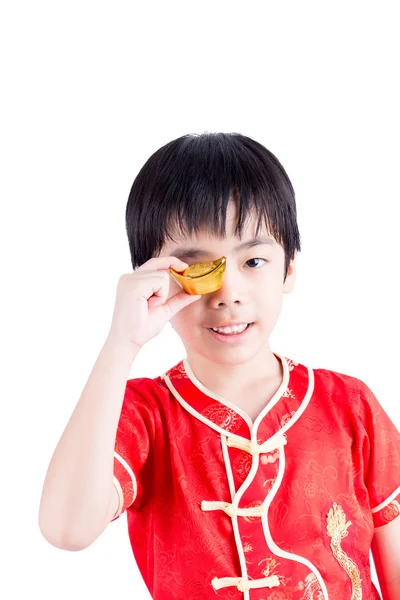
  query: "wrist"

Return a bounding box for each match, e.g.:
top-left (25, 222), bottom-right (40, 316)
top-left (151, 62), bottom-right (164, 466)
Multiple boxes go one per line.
top-left (104, 333), bottom-right (141, 357)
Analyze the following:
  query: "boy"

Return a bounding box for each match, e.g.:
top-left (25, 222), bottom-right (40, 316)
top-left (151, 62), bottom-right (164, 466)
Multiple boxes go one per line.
top-left (39, 133), bottom-right (400, 599)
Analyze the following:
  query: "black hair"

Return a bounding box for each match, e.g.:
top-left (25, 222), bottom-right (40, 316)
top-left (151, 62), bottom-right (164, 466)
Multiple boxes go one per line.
top-left (125, 132), bottom-right (301, 281)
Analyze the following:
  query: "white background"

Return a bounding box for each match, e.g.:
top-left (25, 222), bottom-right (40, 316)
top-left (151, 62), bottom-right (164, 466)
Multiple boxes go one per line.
top-left (1, 1), bottom-right (399, 598)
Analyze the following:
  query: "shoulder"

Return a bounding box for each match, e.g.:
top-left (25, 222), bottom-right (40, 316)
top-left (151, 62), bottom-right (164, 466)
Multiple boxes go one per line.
top-left (125, 359), bottom-right (183, 401)
top-left (309, 361), bottom-right (375, 423)
top-left (125, 375), bottom-right (169, 397)
top-left (311, 361), bottom-right (365, 398)
top-left (123, 372), bottom-right (171, 413)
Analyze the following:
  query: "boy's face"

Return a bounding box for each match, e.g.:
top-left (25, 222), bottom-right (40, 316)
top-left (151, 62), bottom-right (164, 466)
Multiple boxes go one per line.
top-left (158, 201), bottom-right (296, 367)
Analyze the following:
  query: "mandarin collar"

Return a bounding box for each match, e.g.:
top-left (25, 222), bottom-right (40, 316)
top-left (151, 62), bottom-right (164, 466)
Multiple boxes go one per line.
top-left (161, 353), bottom-right (314, 444)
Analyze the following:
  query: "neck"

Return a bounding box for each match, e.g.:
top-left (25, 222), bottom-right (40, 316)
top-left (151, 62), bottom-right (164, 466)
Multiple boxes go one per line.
top-left (185, 342), bottom-right (282, 398)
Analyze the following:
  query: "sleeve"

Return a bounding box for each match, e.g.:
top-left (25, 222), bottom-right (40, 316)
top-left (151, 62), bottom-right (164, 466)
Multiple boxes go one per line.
top-left (110, 377), bottom-right (156, 522)
top-left (358, 378), bottom-right (400, 530)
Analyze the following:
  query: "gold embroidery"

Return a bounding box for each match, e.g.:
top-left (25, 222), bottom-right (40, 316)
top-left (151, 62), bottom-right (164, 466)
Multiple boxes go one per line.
top-left (201, 404), bottom-right (242, 432)
top-left (382, 500), bottom-right (400, 523)
top-left (326, 503), bottom-right (362, 599)
top-left (258, 557), bottom-right (285, 585)
top-left (301, 573), bottom-right (323, 599)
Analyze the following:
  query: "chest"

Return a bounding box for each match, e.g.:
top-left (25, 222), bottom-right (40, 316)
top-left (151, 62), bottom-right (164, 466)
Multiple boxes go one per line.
top-left (228, 382), bottom-right (282, 422)
top-left (231, 398), bottom-right (270, 422)
top-left (142, 412), bottom-right (372, 600)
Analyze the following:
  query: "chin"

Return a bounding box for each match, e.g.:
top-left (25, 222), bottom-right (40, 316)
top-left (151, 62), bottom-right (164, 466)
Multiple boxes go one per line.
top-left (202, 346), bottom-right (263, 366)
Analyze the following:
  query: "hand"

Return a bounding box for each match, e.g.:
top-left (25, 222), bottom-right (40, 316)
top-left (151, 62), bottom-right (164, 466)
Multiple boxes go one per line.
top-left (107, 256), bottom-right (201, 351)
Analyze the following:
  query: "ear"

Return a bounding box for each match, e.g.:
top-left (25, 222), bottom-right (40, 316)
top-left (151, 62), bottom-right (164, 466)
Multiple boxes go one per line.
top-left (283, 254), bottom-right (296, 294)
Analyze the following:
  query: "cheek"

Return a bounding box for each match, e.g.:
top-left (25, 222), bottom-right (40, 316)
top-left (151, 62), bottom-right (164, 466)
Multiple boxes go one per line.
top-left (170, 297), bottom-right (202, 334)
top-left (255, 285), bottom-right (284, 314)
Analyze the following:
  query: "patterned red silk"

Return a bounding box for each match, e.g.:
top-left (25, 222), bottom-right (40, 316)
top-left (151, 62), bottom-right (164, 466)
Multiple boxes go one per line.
top-left (111, 353), bottom-right (400, 600)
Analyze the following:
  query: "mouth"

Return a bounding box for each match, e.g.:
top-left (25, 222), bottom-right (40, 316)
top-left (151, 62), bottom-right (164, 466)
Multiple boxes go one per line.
top-left (206, 322), bottom-right (254, 344)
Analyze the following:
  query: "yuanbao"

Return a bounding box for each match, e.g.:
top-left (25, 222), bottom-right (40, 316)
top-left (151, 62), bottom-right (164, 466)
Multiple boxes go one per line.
top-left (169, 256), bottom-right (226, 295)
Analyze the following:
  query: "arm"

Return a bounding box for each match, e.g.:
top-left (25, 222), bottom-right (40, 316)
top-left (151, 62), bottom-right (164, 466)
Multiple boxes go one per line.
top-left (39, 256), bottom-right (194, 550)
top-left (38, 335), bottom-right (139, 550)
top-left (371, 518), bottom-right (400, 599)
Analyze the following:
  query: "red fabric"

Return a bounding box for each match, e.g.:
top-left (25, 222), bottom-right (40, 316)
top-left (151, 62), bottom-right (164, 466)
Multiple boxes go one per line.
top-left (111, 354), bottom-right (400, 600)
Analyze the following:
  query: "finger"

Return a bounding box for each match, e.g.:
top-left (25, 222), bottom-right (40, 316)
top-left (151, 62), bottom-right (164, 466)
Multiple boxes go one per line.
top-left (159, 291), bottom-right (201, 320)
top-left (136, 256), bottom-right (189, 273)
top-left (147, 295), bottom-right (165, 310)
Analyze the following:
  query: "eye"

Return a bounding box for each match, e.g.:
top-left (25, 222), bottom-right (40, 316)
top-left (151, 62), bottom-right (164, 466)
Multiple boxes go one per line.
top-left (245, 258), bottom-right (268, 268)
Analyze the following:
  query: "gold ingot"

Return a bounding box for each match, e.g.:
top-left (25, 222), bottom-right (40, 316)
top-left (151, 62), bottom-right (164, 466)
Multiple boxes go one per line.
top-left (169, 256), bottom-right (226, 295)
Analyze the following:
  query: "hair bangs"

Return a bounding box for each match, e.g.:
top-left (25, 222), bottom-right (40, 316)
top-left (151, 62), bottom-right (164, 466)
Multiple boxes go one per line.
top-left (125, 132), bottom-right (301, 279)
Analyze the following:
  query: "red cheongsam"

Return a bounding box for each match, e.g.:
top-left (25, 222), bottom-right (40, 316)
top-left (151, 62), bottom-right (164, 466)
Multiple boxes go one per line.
top-left (111, 352), bottom-right (400, 600)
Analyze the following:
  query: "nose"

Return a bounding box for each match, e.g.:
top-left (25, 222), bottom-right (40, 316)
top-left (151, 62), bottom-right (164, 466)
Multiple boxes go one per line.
top-left (207, 261), bottom-right (247, 307)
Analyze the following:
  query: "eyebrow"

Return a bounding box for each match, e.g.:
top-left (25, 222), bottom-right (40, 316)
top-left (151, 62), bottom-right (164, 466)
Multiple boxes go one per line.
top-left (172, 235), bottom-right (276, 261)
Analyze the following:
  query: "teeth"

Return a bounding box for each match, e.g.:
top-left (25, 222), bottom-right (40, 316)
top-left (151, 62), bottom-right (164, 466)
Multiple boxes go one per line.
top-left (212, 323), bottom-right (248, 334)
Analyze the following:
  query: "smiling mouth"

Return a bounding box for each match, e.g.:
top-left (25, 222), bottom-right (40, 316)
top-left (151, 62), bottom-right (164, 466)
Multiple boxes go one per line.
top-left (208, 322), bottom-right (253, 334)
